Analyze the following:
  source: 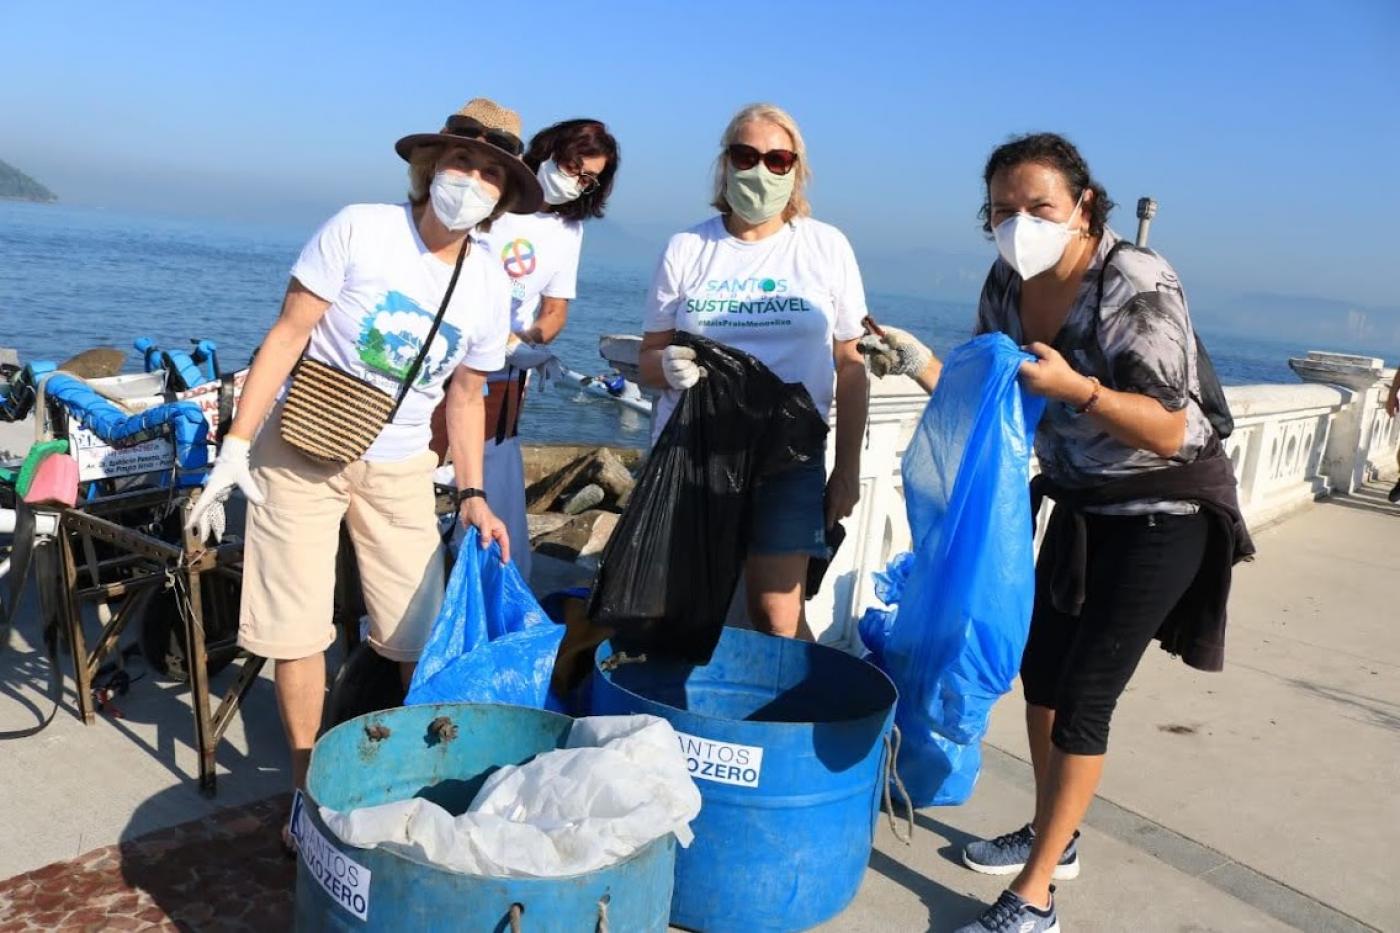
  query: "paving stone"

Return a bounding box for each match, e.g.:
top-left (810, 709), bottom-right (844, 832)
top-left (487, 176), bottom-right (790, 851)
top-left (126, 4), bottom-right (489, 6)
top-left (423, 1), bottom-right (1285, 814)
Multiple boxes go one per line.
top-left (0, 795), bottom-right (293, 930)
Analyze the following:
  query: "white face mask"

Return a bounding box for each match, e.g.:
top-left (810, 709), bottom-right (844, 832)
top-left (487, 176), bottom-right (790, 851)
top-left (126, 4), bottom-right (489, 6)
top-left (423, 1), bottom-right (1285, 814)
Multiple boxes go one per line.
top-left (536, 159), bottom-right (585, 206)
top-left (429, 171), bottom-right (499, 231)
top-left (991, 191), bottom-right (1086, 280)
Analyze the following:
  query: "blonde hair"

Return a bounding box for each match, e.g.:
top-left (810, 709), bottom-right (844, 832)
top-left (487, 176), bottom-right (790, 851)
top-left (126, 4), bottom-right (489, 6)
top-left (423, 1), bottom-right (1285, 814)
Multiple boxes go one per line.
top-left (405, 142), bottom-right (506, 232)
top-left (710, 103), bottom-right (812, 222)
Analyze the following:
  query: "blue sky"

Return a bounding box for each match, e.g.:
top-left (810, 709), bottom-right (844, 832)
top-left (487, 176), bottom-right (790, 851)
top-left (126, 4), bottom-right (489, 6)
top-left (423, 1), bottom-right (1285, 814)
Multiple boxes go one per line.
top-left (3, 1), bottom-right (1397, 320)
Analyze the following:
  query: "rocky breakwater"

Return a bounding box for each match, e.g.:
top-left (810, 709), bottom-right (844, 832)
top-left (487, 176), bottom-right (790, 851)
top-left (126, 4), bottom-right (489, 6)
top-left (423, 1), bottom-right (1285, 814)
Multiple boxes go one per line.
top-left (522, 444), bottom-right (641, 578)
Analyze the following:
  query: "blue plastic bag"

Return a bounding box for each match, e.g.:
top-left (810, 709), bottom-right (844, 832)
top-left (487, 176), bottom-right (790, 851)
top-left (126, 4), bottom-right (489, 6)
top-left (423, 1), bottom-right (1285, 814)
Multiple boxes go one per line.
top-left (405, 528), bottom-right (566, 711)
top-left (859, 333), bottom-right (1045, 806)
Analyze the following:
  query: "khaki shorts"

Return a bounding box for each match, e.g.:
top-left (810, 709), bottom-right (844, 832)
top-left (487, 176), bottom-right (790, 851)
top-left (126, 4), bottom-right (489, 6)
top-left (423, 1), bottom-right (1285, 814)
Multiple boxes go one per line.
top-left (238, 409), bottom-right (444, 662)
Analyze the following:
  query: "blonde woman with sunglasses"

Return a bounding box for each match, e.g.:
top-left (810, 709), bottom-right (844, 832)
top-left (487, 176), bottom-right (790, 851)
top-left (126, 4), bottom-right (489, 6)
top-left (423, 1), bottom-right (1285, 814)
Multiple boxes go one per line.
top-left (639, 102), bottom-right (869, 640)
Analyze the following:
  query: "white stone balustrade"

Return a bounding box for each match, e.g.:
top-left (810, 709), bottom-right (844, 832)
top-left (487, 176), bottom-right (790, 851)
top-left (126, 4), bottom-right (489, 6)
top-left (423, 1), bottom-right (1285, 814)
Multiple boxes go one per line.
top-left (807, 351), bottom-right (1400, 652)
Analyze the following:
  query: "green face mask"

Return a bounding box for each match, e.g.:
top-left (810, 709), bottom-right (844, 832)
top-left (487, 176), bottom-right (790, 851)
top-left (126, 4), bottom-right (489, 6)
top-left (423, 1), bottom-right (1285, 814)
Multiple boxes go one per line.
top-left (726, 164), bottom-right (795, 224)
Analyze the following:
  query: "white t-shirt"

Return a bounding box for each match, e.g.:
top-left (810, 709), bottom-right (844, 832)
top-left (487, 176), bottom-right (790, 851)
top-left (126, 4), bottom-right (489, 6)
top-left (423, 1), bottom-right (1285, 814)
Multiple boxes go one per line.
top-left (290, 202), bottom-right (511, 462)
top-left (643, 215), bottom-right (867, 433)
top-left (477, 210), bottom-right (583, 329)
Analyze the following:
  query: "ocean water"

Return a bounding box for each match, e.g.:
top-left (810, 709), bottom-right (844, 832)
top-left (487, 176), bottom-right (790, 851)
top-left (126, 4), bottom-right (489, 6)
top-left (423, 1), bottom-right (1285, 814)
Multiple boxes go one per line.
top-left (0, 201), bottom-right (1360, 447)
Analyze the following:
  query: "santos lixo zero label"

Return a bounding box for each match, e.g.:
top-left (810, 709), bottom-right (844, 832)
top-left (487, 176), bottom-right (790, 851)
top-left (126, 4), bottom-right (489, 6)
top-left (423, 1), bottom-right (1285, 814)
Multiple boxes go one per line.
top-left (290, 790), bottom-right (372, 920)
top-left (675, 731), bottom-right (765, 788)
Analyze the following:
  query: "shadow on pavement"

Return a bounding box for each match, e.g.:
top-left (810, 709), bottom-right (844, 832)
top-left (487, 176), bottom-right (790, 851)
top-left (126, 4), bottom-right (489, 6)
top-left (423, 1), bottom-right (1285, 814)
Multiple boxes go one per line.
top-left (1321, 486), bottom-right (1400, 519)
top-left (1289, 677), bottom-right (1400, 732)
top-left (868, 846), bottom-right (987, 933)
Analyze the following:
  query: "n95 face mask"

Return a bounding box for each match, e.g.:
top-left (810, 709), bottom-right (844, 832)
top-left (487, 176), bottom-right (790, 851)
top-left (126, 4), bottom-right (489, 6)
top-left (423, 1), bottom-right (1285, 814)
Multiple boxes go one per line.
top-left (992, 191), bottom-right (1084, 279)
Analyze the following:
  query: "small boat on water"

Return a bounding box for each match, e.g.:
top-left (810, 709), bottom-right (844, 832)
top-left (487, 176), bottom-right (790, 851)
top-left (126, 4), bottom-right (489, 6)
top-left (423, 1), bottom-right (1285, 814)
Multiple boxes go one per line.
top-left (544, 360), bottom-right (651, 416)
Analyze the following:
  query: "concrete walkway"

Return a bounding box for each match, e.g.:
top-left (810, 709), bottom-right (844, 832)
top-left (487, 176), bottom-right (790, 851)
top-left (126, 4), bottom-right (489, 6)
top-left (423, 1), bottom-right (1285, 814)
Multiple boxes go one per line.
top-left (1, 488), bottom-right (1397, 930)
top-left (825, 485), bottom-right (1400, 932)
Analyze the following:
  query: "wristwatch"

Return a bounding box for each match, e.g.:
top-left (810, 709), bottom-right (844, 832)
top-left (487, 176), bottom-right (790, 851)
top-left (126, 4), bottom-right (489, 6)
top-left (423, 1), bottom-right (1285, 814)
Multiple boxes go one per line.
top-left (456, 487), bottom-right (488, 505)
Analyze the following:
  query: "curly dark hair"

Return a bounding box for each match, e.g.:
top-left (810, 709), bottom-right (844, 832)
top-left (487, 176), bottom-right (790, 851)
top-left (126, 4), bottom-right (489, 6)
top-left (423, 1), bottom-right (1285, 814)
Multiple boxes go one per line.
top-left (523, 119), bottom-right (619, 223)
top-left (978, 132), bottom-right (1114, 237)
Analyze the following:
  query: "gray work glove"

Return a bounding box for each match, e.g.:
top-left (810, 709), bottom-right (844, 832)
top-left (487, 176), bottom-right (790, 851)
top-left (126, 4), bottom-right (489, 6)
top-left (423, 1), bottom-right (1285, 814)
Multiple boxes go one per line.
top-left (857, 326), bottom-right (933, 379)
top-left (505, 339), bottom-right (556, 371)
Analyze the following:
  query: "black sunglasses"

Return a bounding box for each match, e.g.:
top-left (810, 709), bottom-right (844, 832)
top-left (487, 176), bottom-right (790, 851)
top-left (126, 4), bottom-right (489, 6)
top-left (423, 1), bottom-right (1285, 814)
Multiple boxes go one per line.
top-left (726, 143), bottom-right (799, 176)
top-left (445, 115), bottom-right (524, 157)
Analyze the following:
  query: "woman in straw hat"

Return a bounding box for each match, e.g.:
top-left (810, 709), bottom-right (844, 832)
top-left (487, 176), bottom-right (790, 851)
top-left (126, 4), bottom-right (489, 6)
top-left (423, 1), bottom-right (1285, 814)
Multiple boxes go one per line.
top-left (186, 98), bottom-right (542, 837)
top-left (430, 118), bottom-right (621, 583)
top-left (638, 102), bottom-right (869, 640)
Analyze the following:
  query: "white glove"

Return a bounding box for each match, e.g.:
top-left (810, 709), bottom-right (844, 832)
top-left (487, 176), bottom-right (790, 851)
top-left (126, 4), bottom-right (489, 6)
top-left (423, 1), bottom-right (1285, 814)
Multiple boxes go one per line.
top-left (185, 435), bottom-right (265, 544)
top-left (505, 339), bottom-right (556, 371)
top-left (662, 345), bottom-right (706, 390)
top-left (857, 326), bottom-right (933, 378)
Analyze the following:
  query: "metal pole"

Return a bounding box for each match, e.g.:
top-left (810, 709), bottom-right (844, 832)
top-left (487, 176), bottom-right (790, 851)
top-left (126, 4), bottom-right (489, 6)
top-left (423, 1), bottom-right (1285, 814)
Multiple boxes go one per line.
top-left (1135, 197), bottom-right (1158, 247)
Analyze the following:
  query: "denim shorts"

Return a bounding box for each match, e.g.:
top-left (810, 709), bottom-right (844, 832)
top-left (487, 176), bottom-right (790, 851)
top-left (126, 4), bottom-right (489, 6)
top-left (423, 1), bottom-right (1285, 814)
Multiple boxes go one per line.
top-left (748, 457), bottom-right (829, 558)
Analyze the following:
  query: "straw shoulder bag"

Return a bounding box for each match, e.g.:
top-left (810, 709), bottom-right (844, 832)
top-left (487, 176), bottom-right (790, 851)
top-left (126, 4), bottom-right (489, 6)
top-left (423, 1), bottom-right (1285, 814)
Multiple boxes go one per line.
top-left (279, 238), bottom-right (469, 464)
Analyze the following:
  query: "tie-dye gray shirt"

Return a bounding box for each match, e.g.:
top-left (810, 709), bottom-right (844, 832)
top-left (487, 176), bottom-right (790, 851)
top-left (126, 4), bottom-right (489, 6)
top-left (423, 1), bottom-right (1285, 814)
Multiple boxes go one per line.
top-left (974, 228), bottom-right (1213, 515)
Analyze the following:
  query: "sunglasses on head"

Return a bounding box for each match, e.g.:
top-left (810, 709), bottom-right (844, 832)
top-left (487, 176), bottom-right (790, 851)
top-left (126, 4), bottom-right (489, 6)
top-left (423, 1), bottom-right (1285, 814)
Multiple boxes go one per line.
top-left (726, 143), bottom-right (799, 176)
top-left (445, 114), bottom-right (524, 157)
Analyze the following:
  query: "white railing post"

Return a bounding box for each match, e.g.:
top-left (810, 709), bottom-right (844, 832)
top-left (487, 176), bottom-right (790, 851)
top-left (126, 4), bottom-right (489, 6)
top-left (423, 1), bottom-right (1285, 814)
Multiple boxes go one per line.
top-left (1289, 352), bottom-right (1395, 493)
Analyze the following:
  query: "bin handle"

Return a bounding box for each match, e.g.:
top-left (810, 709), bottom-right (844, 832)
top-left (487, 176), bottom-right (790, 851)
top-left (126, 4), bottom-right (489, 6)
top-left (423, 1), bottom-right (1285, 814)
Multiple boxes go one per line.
top-left (882, 726), bottom-right (916, 845)
top-left (506, 897), bottom-right (610, 932)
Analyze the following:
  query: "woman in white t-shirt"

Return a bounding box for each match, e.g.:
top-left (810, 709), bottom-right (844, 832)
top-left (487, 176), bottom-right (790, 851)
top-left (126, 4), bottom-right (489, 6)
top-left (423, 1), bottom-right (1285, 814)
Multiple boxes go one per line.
top-left (185, 98), bottom-right (543, 831)
top-left (433, 119), bottom-right (619, 582)
top-left (639, 102), bottom-right (869, 640)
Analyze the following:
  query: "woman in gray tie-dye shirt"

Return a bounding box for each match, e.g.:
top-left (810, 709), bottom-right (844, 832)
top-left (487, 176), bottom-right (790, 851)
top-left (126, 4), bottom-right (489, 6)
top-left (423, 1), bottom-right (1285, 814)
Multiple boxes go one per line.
top-left (974, 207), bottom-right (1215, 515)
top-left (866, 134), bottom-right (1232, 933)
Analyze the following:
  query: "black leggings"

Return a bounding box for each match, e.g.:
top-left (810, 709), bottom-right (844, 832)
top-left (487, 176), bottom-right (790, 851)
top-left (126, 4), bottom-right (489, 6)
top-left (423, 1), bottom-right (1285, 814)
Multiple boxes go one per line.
top-left (1021, 509), bottom-right (1208, 756)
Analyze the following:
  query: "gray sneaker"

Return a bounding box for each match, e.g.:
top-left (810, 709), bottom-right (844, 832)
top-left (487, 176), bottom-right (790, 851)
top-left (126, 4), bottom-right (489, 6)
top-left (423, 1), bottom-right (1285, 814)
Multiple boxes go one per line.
top-left (962, 824), bottom-right (1080, 879)
top-left (953, 888), bottom-right (1059, 933)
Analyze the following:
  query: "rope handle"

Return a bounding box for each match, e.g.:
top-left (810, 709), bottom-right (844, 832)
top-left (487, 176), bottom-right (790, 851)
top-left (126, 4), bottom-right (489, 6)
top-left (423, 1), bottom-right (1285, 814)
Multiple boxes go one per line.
top-left (882, 725), bottom-right (916, 845)
top-left (506, 896), bottom-right (611, 932)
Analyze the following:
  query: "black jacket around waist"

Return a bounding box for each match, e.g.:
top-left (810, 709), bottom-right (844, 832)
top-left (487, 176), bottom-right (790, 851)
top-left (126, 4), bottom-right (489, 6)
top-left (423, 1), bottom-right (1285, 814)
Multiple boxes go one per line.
top-left (1029, 439), bottom-right (1256, 672)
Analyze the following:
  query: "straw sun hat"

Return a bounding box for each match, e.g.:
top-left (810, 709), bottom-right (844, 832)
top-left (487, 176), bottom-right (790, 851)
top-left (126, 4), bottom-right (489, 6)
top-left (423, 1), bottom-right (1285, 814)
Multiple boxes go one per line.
top-left (395, 98), bottom-right (543, 214)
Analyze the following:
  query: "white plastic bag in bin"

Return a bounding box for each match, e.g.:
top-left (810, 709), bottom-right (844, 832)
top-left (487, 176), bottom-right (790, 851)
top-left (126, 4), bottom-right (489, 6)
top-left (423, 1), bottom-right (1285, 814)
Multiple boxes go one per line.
top-left (320, 715), bottom-right (702, 878)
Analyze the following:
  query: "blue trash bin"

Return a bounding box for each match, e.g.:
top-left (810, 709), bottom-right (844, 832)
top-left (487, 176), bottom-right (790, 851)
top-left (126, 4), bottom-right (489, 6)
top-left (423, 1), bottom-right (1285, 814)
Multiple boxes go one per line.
top-left (294, 702), bottom-right (677, 932)
top-left (590, 628), bottom-right (898, 933)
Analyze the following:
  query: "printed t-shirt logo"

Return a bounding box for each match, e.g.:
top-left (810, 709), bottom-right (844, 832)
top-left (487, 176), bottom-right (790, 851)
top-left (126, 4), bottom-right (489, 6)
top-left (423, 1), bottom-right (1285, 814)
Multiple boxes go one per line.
top-left (684, 275), bottom-right (813, 321)
top-left (500, 238), bottom-right (536, 301)
top-left (500, 238), bottom-right (537, 278)
top-left (356, 290), bottom-right (462, 388)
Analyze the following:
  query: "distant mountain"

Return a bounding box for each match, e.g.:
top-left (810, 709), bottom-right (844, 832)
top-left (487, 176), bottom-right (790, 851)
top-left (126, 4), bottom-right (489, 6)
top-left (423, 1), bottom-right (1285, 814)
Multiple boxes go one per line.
top-left (1187, 289), bottom-right (1400, 356)
top-left (0, 159), bottom-right (57, 203)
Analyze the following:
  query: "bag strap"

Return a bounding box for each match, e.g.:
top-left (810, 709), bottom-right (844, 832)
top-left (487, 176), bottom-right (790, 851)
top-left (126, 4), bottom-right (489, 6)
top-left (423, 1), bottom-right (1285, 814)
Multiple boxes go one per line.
top-left (1095, 239), bottom-right (1132, 312)
top-left (1095, 237), bottom-right (1226, 431)
top-left (390, 235), bottom-right (471, 419)
top-left (215, 371), bottom-right (238, 445)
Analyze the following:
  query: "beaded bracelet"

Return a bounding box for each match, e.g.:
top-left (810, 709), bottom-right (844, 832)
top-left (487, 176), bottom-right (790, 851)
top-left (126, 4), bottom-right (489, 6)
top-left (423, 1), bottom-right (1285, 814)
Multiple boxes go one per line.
top-left (1076, 377), bottom-right (1103, 415)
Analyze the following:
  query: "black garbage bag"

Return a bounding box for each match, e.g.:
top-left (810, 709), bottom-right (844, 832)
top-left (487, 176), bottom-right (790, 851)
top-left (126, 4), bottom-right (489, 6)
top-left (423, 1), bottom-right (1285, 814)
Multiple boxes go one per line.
top-left (586, 333), bottom-right (829, 663)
